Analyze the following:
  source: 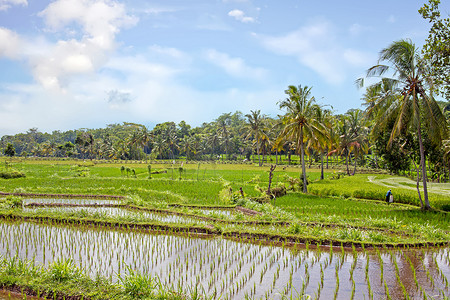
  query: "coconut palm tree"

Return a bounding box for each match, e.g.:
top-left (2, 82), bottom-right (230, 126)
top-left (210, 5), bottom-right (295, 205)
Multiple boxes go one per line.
top-left (162, 125), bottom-right (178, 160)
top-left (151, 135), bottom-right (166, 160)
top-left (278, 85), bottom-right (325, 193)
top-left (244, 110), bottom-right (267, 166)
top-left (346, 109), bottom-right (369, 175)
top-left (357, 39), bottom-right (448, 209)
top-left (216, 113), bottom-right (232, 161)
top-left (313, 107), bottom-right (333, 179)
top-left (180, 135), bottom-right (192, 161)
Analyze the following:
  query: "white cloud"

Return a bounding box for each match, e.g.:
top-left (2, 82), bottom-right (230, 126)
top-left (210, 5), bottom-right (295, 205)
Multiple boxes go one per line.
top-left (20, 0), bottom-right (139, 90)
top-left (228, 9), bottom-right (255, 23)
top-left (349, 23), bottom-right (372, 36)
top-left (148, 45), bottom-right (188, 61)
top-left (141, 5), bottom-right (179, 15)
top-left (343, 49), bottom-right (374, 67)
top-left (0, 0), bottom-right (27, 11)
top-left (258, 20), bottom-right (372, 85)
top-left (0, 48), bottom-right (280, 136)
top-left (204, 49), bottom-right (267, 80)
top-left (105, 54), bottom-right (180, 80)
top-left (197, 13), bottom-right (231, 31)
top-left (0, 27), bottom-right (22, 58)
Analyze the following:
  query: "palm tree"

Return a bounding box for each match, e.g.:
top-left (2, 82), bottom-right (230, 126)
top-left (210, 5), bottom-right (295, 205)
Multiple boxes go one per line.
top-left (163, 125), bottom-right (178, 160)
top-left (216, 113), bottom-right (232, 161)
top-left (150, 135), bottom-right (166, 160)
top-left (180, 135), bottom-right (192, 161)
top-left (358, 39), bottom-right (448, 209)
top-left (346, 109), bottom-right (369, 175)
top-left (278, 85), bottom-right (325, 193)
top-left (444, 139), bottom-right (450, 179)
top-left (137, 126), bottom-right (151, 161)
top-left (206, 130), bottom-right (220, 160)
top-left (244, 110), bottom-right (267, 166)
top-left (313, 107), bottom-right (333, 179)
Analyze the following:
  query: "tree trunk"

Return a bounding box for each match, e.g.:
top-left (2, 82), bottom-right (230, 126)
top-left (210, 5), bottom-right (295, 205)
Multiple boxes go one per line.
top-left (320, 152), bottom-right (324, 180)
top-left (417, 123), bottom-right (430, 209)
top-left (353, 153), bottom-right (357, 176)
top-left (346, 149), bottom-right (350, 175)
top-left (412, 159), bottom-right (424, 209)
top-left (299, 128), bottom-right (307, 193)
top-left (257, 138), bottom-right (261, 166)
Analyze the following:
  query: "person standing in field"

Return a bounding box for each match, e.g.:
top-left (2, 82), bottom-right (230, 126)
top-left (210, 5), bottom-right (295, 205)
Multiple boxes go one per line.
top-left (385, 189), bottom-right (393, 204)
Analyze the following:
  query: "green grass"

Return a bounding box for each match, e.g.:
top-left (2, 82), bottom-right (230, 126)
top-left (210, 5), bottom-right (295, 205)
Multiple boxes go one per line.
top-left (0, 159), bottom-right (449, 245)
top-left (274, 193), bottom-right (450, 240)
top-left (308, 174), bottom-right (450, 210)
top-left (0, 256), bottom-right (203, 300)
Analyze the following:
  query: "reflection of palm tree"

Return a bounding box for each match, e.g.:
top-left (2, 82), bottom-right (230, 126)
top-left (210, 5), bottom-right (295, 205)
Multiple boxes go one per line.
top-left (358, 39), bottom-right (448, 209)
top-left (278, 85), bottom-right (325, 193)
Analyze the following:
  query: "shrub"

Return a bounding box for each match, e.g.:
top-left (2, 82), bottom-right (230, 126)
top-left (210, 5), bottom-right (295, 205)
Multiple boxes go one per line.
top-left (48, 258), bottom-right (82, 282)
top-left (118, 266), bottom-right (154, 299)
top-left (0, 196), bottom-right (23, 209)
top-left (0, 170), bottom-right (25, 179)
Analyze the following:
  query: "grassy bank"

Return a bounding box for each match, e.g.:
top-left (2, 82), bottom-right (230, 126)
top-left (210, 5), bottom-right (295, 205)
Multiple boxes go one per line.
top-left (308, 174), bottom-right (450, 210)
top-left (0, 255), bottom-right (204, 300)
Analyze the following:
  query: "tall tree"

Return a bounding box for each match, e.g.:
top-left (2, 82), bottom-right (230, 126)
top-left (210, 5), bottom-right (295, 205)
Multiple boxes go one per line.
top-left (216, 113), bottom-right (232, 161)
top-left (358, 39), bottom-right (448, 209)
top-left (278, 85), bottom-right (325, 193)
top-left (4, 143), bottom-right (15, 157)
top-left (244, 110), bottom-right (267, 166)
top-left (419, 0), bottom-right (450, 99)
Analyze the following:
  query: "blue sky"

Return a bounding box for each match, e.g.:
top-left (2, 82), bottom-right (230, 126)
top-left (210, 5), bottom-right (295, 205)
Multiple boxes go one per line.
top-left (0, 0), bottom-right (448, 136)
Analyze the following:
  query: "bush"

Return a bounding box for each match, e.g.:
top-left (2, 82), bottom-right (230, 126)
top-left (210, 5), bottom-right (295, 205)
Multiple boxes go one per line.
top-left (0, 170), bottom-right (25, 179)
top-left (441, 204), bottom-right (450, 212)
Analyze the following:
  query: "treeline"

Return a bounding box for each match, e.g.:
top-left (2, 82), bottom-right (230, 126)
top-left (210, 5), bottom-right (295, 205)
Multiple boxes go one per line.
top-left (1, 100), bottom-right (449, 178)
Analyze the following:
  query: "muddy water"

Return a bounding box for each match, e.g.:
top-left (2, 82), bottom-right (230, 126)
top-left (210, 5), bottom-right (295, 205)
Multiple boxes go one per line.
top-left (22, 206), bottom-right (208, 225)
top-left (0, 220), bottom-right (448, 300)
top-left (0, 289), bottom-right (39, 300)
top-left (22, 198), bottom-right (122, 205)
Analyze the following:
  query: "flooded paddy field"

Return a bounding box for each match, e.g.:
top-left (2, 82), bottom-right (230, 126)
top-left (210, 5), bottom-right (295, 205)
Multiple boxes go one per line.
top-left (22, 206), bottom-right (209, 225)
top-left (22, 198), bottom-right (122, 205)
top-left (0, 220), bottom-right (448, 300)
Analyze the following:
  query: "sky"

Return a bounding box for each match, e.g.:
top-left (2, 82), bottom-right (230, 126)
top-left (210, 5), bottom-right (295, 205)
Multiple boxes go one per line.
top-left (0, 0), bottom-right (449, 136)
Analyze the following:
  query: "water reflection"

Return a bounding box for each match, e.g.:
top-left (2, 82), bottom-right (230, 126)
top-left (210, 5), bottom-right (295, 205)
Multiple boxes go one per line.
top-left (0, 220), bottom-right (448, 299)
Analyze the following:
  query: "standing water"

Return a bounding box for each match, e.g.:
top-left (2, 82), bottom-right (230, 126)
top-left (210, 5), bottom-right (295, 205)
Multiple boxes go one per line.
top-left (0, 220), bottom-right (448, 299)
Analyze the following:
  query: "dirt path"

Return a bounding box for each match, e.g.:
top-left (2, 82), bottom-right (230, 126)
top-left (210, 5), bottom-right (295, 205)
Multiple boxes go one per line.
top-left (367, 176), bottom-right (450, 196)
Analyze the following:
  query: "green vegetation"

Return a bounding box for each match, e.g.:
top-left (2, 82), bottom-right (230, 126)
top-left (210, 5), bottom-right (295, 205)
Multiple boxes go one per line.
top-left (0, 160), bottom-right (448, 246)
top-left (0, 2), bottom-right (449, 298)
top-left (0, 256), bottom-right (203, 299)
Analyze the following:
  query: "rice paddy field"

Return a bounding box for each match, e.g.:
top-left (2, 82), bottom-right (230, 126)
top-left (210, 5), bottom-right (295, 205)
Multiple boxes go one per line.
top-left (0, 158), bottom-right (449, 299)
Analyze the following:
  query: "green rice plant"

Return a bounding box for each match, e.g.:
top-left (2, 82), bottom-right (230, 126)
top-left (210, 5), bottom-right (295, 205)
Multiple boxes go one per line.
top-left (48, 258), bottom-right (82, 283)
